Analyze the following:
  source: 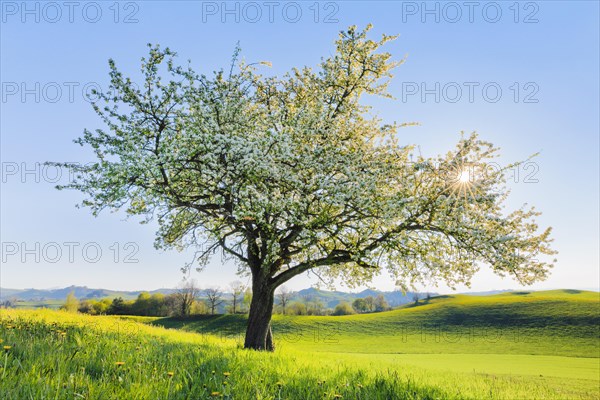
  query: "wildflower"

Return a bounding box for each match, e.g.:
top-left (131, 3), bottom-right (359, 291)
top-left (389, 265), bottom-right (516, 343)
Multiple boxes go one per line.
top-left (167, 371), bottom-right (174, 377)
top-left (211, 370), bottom-right (216, 375)
top-left (3, 345), bottom-right (11, 352)
top-left (115, 361), bottom-right (125, 367)
top-left (0, 339), bottom-right (3, 343)
top-left (222, 381), bottom-right (228, 386)
top-left (210, 392), bottom-right (220, 397)
top-left (223, 372), bottom-right (230, 378)
top-left (276, 381), bottom-right (283, 388)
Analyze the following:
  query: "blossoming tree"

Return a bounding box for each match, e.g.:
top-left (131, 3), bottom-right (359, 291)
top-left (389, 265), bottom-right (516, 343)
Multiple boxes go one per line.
top-left (54, 26), bottom-right (556, 351)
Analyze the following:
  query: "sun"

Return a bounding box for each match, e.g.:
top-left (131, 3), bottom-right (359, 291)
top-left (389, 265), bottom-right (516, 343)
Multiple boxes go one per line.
top-left (458, 169), bottom-right (471, 184)
top-left (441, 164), bottom-right (481, 201)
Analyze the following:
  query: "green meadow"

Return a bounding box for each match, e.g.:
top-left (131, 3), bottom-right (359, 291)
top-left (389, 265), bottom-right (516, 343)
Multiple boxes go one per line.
top-left (1, 290), bottom-right (598, 399)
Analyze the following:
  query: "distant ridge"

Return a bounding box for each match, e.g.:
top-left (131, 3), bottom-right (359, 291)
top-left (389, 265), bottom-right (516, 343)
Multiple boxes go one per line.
top-left (295, 287), bottom-right (434, 307)
top-left (0, 285), bottom-right (176, 302)
top-left (1, 285), bottom-right (432, 307)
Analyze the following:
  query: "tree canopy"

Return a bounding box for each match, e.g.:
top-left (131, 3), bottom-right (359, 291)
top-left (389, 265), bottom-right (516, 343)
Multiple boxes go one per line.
top-left (54, 25), bottom-right (556, 350)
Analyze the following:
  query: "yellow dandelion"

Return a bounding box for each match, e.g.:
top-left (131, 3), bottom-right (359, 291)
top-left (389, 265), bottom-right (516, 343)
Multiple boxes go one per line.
top-left (3, 346), bottom-right (11, 352)
top-left (167, 371), bottom-right (174, 377)
top-left (0, 339), bottom-right (3, 343)
top-left (210, 392), bottom-right (220, 397)
top-left (211, 370), bottom-right (216, 375)
top-left (222, 381), bottom-right (228, 386)
top-left (223, 372), bottom-right (230, 377)
top-left (115, 361), bottom-right (125, 367)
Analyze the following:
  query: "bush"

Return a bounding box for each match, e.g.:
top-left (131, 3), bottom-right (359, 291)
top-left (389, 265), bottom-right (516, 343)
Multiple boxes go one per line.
top-left (332, 301), bottom-right (355, 316)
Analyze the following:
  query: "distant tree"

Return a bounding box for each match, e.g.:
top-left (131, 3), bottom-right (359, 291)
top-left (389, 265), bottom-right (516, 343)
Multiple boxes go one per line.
top-left (288, 302), bottom-right (307, 316)
top-left (108, 297), bottom-right (129, 315)
top-left (242, 288), bottom-right (252, 314)
top-left (425, 292), bottom-right (431, 302)
top-left (204, 288), bottom-right (224, 315)
top-left (149, 293), bottom-right (167, 315)
top-left (164, 293), bottom-right (180, 316)
top-left (352, 298), bottom-right (368, 313)
top-left (412, 293), bottom-right (420, 305)
top-left (364, 296), bottom-right (375, 312)
top-left (62, 291), bottom-right (79, 313)
top-left (332, 301), bottom-right (356, 315)
top-left (229, 281), bottom-right (246, 314)
top-left (0, 298), bottom-right (16, 309)
top-left (298, 292), bottom-right (324, 315)
top-left (192, 299), bottom-right (209, 315)
top-left (276, 286), bottom-right (293, 315)
top-left (54, 25), bottom-right (555, 350)
top-left (77, 300), bottom-right (92, 313)
top-left (133, 292), bottom-right (152, 315)
top-left (174, 280), bottom-right (200, 317)
top-left (94, 298), bottom-right (111, 314)
top-left (374, 294), bottom-right (389, 312)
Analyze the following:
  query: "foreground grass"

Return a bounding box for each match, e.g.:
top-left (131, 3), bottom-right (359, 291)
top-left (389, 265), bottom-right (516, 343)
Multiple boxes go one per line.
top-left (0, 290), bottom-right (598, 399)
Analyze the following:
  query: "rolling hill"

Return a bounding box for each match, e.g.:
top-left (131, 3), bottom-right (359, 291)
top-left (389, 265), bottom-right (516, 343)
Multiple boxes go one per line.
top-left (149, 289), bottom-right (600, 357)
top-left (1, 289), bottom-right (598, 399)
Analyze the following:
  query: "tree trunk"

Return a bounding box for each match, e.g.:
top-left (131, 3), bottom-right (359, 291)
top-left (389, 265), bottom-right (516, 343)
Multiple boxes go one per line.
top-left (244, 276), bottom-right (275, 351)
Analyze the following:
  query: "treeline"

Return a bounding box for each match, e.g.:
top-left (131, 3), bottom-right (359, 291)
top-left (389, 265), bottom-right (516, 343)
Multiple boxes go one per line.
top-left (78, 293), bottom-right (175, 316)
top-left (61, 282), bottom-right (414, 317)
top-left (63, 281), bottom-right (251, 317)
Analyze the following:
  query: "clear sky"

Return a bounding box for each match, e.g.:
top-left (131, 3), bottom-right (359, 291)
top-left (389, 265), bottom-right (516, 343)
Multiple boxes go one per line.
top-left (1, 1), bottom-right (598, 294)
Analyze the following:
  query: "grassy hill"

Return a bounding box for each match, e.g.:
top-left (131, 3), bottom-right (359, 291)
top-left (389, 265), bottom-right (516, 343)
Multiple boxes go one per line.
top-left (0, 290), bottom-right (598, 399)
top-left (150, 289), bottom-right (600, 357)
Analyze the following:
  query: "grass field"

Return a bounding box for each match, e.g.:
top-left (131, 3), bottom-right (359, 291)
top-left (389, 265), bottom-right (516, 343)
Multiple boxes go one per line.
top-left (12, 299), bottom-right (64, 310)
top-left (1, 290), bottom-right (598, 399)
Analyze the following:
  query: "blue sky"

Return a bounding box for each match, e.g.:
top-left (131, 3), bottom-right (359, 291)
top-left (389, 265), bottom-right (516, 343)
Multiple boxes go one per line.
top-left (1, 1), bottom-right (598, 293)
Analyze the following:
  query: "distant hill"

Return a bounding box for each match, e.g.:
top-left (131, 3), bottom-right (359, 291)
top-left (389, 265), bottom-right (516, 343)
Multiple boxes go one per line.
top-left (1, 285), bottom-right (430, 308)
top-left (0, 286), bottom-right (176, 302)
top-left (294, 287), bottom-right (432, 308)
